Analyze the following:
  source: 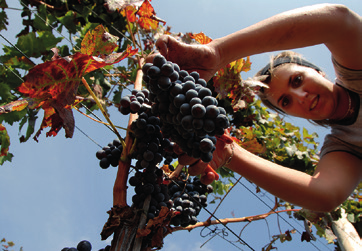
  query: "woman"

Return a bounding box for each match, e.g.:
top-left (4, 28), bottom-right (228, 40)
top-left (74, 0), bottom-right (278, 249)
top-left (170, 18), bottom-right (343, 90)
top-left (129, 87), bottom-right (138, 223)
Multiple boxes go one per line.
top-left (154, 4), bottom-right (362, 212)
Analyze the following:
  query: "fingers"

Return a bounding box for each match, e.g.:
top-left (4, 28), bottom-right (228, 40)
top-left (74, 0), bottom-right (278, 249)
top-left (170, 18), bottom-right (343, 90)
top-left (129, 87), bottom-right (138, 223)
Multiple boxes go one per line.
top-left (155, 35), bottom-right (171, 57)
top-left (178, 153), bottom-right (198, 166)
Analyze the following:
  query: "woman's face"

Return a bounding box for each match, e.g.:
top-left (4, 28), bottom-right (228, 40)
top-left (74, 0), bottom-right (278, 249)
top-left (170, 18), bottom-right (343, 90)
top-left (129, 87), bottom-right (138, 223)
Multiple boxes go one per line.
top-left (264, 64), bottom-right (342, 120)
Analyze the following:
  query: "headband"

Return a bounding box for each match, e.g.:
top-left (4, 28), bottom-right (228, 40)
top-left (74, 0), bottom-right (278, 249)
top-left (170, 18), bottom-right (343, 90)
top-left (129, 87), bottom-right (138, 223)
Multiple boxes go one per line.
top-left (259, 57), bottom-right (322, 76)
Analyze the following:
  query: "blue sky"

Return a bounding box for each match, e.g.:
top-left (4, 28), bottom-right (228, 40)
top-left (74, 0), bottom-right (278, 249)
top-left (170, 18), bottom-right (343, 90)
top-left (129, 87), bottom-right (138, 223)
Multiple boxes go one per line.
top-left (1, 0), bottom-right (361, 251)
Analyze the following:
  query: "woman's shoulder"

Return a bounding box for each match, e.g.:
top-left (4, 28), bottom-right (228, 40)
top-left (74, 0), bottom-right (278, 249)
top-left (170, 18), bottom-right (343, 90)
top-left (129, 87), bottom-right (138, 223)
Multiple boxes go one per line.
top-left (332, 57), bottom-right (362, 94)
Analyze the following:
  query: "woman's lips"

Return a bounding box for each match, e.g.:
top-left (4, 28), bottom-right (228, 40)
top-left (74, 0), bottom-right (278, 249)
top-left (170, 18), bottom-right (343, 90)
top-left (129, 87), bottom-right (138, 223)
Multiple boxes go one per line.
top-left (309, 95), bottom-right (319, 111)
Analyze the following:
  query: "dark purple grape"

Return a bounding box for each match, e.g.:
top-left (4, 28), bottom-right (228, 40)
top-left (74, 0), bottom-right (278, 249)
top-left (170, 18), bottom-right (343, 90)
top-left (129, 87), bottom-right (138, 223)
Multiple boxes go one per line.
top-left (180, 103), bottom-right (191, 115)
top-left (157, 76), bottom-right (171, 90)
top-left (120, 95), bottom-right (131, 107)
top-left (192, 118), bottom-right (203, 130)
top-left (181, 115), bottom-right (193, 130)
top-left (191, 104), bottom-right (206, 118)
top-left (215, 114), bottom-right (229, 128)
top-left (130, 100), bottom-right (141, 113)
top-left (190, 71), bottom-right (200, 82)
top-left (178, 70), bottom-right (189, 80)
top-left (202, 96), bottom-right (217, 107)
top-left (197, 78), bottom-right (207, 87)
top-left (182, 81), bottom-right (196, 93)
top-left (77, 240), bottom-right (92, 251)
top-left (174, 94), bottom-right (186, 108)
top-left (100, 158), bottom-right (110, 169)
top-left (198, 87), bottom-right (212, 99)
top-left (199, 138), bottom-right (214, 153)
top-left (185, 89), bottom-right (198, 101)
top-left (205, 105), bottom-right (220, 119)
top-left (143, 150), bottom-right (154, 161)
top-left (160, 63), bottom-right (174, 76)
top-left (147, 65), bottom-right (161, 79)
top-left (170, 83), bottom-right (182, 97)
top-left (203, 119), bottom-right (215, 133)
top-left (183, 75), bottom-right (195, 83)
top-left (153, 54), bottom-right (167, 67)
top-left (96, 150), bottom-right (106, 160)
top-left (190, 97), bottom-right (202, 107)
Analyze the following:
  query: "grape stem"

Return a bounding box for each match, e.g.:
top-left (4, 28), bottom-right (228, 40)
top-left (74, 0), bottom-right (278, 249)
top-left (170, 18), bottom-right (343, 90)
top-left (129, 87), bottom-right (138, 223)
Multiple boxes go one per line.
top-left (169, 164), bottom-right (185, 180)
top-left (113, 58), bottom-right (145, 207)
top-left (81, 77), bottom-right (125, 148)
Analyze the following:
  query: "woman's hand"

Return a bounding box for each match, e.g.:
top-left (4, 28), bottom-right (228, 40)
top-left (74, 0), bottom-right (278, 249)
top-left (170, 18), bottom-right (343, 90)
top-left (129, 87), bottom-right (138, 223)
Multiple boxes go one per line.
top-left (176, 133), bottom-right (235, 184)
top-left (153, 35), bottom-right (221, 81)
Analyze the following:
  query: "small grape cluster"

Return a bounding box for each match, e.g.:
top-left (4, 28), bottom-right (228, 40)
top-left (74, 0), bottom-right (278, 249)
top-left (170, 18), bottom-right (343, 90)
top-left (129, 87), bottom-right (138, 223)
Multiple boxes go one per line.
top-left (95, 138), bottom-right (124, 169)
top-left (168, 172), bottom-right (213, 227)
top-left (119, 89), bottom-right (151, 115)
top-left (61, 240), bottom-right (93, 251)
top-left (142, 54), bottom-right (230, 162)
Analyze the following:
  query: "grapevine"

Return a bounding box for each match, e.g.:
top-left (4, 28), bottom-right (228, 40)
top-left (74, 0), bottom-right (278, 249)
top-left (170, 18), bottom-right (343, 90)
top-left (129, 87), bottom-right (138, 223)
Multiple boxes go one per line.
top-left (0, 1), bottom-right (354, 251)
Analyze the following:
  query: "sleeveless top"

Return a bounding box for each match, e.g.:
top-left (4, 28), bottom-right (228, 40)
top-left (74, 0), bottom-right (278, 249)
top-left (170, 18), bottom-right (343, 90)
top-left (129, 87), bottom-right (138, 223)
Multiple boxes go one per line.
top-left (319, 58), bottom-right (362, 159)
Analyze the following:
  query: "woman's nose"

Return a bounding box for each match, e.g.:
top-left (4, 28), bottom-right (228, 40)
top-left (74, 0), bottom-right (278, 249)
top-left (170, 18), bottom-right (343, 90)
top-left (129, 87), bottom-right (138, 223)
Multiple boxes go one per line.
top-left (291, 88), bottom-right (308, 104)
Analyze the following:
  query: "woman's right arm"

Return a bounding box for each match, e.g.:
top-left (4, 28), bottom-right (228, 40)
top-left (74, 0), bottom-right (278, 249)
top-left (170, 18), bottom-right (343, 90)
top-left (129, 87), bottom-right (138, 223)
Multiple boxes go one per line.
top-left (211, 3), bottom-right (362, 70)
top-left (156, 3), bottom-right (362, 80)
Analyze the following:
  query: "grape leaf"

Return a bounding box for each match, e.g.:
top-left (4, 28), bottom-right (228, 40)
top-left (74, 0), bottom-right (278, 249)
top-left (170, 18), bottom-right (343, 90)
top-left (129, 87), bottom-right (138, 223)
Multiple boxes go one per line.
top-left (121, 5), bottom-right (138, 23)
top-left (137, 0), bottom-right (159, 30)
top-left (0, 124), bottom-right (13, 165)
top-left (188, 32), bottom-right (212, 44)
top-left (81, 25), bottom-right (119, 57)
top-left (16, 45), bottom-right (137, 141)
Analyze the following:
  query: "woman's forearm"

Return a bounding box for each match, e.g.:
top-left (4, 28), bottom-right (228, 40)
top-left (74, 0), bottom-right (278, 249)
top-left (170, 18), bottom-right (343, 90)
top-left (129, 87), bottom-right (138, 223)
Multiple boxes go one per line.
top-left (209, 4), bottom-right (359, 69)
top-left (226, 142), bottom-right (339, 212)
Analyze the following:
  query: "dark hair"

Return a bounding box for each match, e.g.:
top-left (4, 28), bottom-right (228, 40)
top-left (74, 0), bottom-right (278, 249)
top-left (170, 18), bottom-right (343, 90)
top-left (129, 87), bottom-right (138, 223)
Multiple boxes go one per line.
top-left (255, 51), bottom-right (331, 127)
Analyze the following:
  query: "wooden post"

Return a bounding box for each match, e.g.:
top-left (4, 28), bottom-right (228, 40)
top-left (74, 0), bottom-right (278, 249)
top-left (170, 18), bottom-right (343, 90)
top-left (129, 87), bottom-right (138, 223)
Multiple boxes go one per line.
top-left (332, 209), bottom-right (362, 251)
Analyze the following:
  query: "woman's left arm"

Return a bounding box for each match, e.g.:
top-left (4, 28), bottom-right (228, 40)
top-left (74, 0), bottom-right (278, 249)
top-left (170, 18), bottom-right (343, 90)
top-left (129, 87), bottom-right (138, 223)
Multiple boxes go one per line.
top-left (310, 151), bottom-right (362, 211)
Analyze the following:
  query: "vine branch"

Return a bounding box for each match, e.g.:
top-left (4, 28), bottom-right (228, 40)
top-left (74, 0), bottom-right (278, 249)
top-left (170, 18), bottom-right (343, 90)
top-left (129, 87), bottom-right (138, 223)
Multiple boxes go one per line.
top-left (171, 208), bottom-right (301, 233)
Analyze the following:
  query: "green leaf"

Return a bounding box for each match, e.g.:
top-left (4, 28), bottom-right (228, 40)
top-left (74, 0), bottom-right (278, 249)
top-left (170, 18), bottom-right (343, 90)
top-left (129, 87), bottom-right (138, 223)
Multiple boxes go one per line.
top-left (57, 10), bottom-right (80, 34)
top-left (0, 9), bottom-right (8, 31)
top-left (0, 124), bottom-right (13, 165)
top-left (0, 109), bottom-right (27, 125)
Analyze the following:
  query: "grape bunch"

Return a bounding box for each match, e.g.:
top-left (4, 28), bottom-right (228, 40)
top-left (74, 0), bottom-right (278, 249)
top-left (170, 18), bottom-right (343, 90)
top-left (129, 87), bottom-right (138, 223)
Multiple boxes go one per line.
top-left (168, 172), bottom-right (213, 227)
top-left (95, 138), bottom-right (124, 169)
top-left (119, 89), bottom-right (151, 115)
top-left (142, 54), bottom-right (230, 162)
top-left (128, 110), bottom-right (175, 219)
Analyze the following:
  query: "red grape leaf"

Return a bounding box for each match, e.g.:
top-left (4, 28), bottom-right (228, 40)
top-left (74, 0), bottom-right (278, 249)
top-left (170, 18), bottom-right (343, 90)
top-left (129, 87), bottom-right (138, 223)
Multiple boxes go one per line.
top-left (188, 32), bottom-right (212, 44)
top-left (121, 5), bottom-right (138, 22)
top-left (81, 25), bottom-right (119, 57)
top-left (137, 0), bottom-right (158, 30)
top-left (213, 57), bottom-right (255, 109)
top-left (17, 45), bottom-right (138, 141)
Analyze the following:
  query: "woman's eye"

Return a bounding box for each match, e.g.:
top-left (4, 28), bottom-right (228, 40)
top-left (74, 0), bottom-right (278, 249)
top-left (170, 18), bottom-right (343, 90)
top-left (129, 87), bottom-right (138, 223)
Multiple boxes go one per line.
top-left (281, 97), bottom-right (290, 107)
top-left (292, 75), bottom-right (302, 87)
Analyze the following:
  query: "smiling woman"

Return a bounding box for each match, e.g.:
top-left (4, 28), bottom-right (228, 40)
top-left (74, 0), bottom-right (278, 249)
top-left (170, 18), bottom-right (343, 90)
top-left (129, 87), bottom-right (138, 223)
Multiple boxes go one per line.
top-left (155, 3), bottom-right (362, 212)
top-left (256, 51), bottom-right (357, 125)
